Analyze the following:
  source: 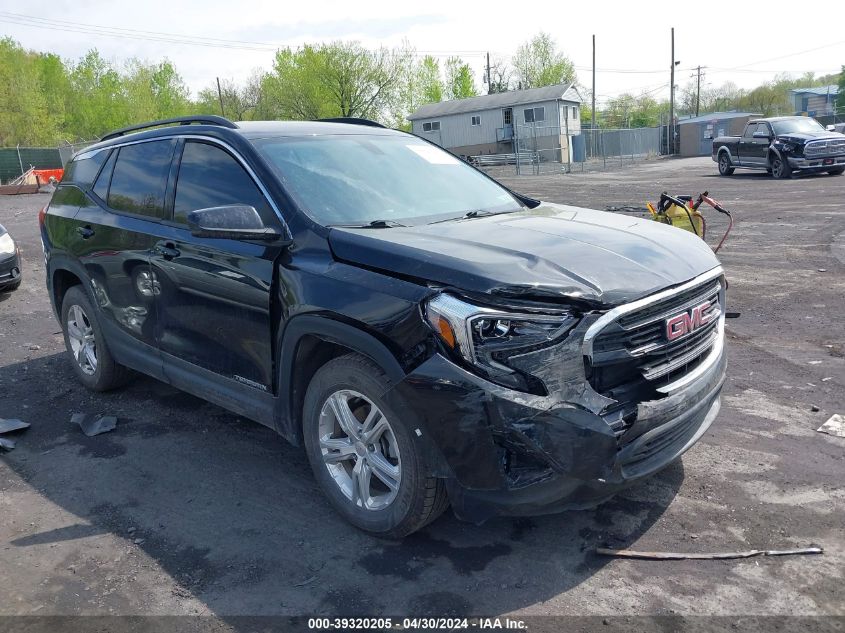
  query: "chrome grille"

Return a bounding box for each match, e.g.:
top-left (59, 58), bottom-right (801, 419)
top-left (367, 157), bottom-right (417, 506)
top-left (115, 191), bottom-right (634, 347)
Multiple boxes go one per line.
top-left (804, 138), bottom-right (845, 157)
top-left (585, 274), bottom-right (724, 398)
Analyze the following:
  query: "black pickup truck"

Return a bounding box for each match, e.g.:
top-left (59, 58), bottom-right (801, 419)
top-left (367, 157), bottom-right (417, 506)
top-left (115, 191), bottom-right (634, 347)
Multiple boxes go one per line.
top-left (712, 116), bottom-right (845, 179)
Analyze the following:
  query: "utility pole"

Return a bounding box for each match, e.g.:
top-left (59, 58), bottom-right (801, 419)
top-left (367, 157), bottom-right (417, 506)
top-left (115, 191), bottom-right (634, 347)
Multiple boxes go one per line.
top-left (695, 65), bottom-right (701, 117)
top-left (669, 28), bottom-right (675, 155)
top-left (592, 34), bottom-right (596, 155)
top-left (216, 77), bottom-right (225, 117)
top-left (486, 52), bottom-right (492, 95)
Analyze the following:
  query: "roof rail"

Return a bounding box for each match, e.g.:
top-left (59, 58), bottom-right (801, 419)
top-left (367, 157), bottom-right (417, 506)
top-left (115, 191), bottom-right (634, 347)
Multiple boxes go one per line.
top-left (317, 117), bottom-right (386, 128)
top-left (100, 115), bottom-right (238, 141)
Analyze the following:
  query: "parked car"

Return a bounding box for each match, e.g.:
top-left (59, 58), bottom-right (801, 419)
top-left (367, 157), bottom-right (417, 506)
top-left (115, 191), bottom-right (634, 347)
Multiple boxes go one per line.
top-left (0, 223), bottom-right (22, 293)
top-left (712, 116), bottom-right (845, 178)
top-left (41, 116), bottom-right (727, 537)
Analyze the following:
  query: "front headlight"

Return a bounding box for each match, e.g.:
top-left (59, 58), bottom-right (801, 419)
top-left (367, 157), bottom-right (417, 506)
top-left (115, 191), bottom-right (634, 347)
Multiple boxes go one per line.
top-left (424, 293), bottom-right (577, 390)
top-left (0, 233), bottom-right (15, 255)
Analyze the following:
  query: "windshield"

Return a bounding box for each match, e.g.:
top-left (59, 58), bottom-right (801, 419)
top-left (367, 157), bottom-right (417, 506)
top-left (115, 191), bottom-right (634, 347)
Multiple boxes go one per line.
top-left (771, 118), bottom-right (825, 135)
top-left (255, 135), bottom-right (523, 226)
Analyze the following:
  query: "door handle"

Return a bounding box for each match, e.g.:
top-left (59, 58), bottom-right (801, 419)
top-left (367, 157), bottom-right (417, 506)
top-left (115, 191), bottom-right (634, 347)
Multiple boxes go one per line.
top-left (76, 226), bottom-right (95, 239)
top-left (154, 242), bottom-right (181, 260)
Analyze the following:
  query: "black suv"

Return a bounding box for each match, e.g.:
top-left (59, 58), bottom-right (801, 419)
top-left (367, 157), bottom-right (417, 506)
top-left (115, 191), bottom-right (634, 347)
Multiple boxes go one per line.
top-left (41, 116), bottom-right (726, 537)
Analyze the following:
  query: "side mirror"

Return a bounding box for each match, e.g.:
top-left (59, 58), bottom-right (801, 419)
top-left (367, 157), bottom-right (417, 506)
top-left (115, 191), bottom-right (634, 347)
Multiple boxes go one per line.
top-left (826, 124), bottom-right (836, 132)
top-left (187, 205), bottom-right (283, 241)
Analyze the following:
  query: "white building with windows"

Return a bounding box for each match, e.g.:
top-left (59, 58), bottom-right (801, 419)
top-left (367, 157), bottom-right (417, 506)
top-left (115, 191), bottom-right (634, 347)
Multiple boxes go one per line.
top-left (408, 83), bottom-right (582, 160)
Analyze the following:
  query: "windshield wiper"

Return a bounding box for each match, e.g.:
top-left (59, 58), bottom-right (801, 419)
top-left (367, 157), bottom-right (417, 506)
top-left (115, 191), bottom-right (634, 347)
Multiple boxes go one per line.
top-left (428, 209), bottom-right (520, 224)
top-left (329, 219), bottom-right (407, 229)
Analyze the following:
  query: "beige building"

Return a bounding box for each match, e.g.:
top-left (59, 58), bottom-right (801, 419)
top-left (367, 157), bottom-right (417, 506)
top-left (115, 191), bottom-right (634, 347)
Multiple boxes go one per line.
top-left (678, 112), bottom-right (761, 157)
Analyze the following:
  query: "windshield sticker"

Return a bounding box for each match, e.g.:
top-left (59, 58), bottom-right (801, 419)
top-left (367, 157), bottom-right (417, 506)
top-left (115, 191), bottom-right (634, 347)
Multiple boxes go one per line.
top-left (407, 144), bottom-right (461, 165)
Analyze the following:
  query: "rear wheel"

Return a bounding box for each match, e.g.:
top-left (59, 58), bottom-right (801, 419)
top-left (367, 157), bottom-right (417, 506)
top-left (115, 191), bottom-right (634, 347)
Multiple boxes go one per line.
top-left (717, 152), bottom-right (734, 176)
top-left (770, 154), bottom-right (792, 179)
top-left (302, 354), bottom-right (449, 538)
top-left (827, 167), bottom-right (844, 176)
top-left (61, 286), bottom-right (130, 391)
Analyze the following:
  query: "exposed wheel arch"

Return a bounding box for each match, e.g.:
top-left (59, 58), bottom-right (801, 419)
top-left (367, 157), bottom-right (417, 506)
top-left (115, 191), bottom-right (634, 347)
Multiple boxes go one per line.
top-left (276, 315), bottom-right (408, 444)
top-left (52, 268), bottom-right (83, 316)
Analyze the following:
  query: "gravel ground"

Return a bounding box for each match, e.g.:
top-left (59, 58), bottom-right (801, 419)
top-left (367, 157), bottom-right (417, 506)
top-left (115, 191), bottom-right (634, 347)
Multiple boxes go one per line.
top-left (0, 156), bottom-right (843, 622)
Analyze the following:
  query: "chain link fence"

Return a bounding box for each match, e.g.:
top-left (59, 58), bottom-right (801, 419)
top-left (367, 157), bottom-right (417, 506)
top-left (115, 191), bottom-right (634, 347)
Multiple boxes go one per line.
top-left (477, 125), bottom-right (664, 177)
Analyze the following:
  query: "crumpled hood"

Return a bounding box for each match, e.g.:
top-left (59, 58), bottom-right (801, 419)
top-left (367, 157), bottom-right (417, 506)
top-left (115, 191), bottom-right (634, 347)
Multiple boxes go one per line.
top-left (776, 131), bottom-right (845, 143)
top-left (328, 203), bottom-right (721, 307)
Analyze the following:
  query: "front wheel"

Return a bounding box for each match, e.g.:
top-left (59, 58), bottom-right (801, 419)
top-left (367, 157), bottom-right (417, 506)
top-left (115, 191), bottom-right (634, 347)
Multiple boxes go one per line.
top-left (717, 152), bottom-right (734, 176)
top-left (827, 167), bottom-right (844, 176)
top-left (302, 354), bottom-right (449, 538)
top-left (770, 155), bottom-right (792, 179)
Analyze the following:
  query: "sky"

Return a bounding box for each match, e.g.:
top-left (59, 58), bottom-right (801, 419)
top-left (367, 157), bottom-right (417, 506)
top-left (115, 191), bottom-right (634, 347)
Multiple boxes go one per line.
top-left (1, 0), bottom-right (843, 106)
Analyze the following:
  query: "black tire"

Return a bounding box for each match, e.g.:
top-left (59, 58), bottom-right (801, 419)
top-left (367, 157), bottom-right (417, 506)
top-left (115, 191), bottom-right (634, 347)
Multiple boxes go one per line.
top-left (302, 354), bottom-right (449, 538)
top-left (60, 285), bottom-right (130, 391)
top-left (717, 152), bottom-right (734, 176)
top-left (2, 280), bottom-right (21, 293)
top-left (827, 167), bottom-right (844, 176)
top-left (770, 154), bottom-right (792, 179)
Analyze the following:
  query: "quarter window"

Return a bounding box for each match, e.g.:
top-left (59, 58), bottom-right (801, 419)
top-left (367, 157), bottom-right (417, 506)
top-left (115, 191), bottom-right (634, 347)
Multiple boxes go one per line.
top-left (174, 141), bottom-right (274, 226)
top-left (471, 115), bottom-right (481, 126)
top-left (62, 147), bottom-right (110, 189)
top-left (107, 140), bottom-right (176, 219)
top-left (422, 121), bottom-right (441, 132)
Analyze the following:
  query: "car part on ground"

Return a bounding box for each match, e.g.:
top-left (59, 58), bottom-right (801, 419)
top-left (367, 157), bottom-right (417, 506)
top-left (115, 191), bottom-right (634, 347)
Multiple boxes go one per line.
top-left (72, 413), bottom-right (119, 437)
top-left (41, 116), bottom-right (727, 536)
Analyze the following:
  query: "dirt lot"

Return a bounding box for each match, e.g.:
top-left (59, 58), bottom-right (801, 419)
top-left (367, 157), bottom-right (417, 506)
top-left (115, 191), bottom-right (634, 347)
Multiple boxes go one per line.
top-left (1, 156), bottom-right (843, 622)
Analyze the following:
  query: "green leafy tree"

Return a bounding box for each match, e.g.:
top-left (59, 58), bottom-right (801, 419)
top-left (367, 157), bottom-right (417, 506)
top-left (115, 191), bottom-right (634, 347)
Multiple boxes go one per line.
top-left (65, 50), bottom-right (130, 139)
top-left (512, 33), bottom-right (576, 89)
top-left (444, 56), bottom-right (478, 100)
top-left (262, 41), bottom-right (407, 123)
top-left (0, 38), bottom-right (56, 145)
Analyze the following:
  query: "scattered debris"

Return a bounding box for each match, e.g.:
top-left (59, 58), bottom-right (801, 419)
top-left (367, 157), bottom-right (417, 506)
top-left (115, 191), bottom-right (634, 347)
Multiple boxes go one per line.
top-left (810, 405), bottom-right (820, 412)
top-left (72, 413), bottom-right (118, 437)
top-left (725, 312), bottom-right (741, 319)
top-left (817, 414), bottom-right (845, 438)
top-left (808, 361), bottom-right (823, 365)
top-left (0, 418), bottom-right (29, 434)
top-left (596, 546), bottom-right (823, 560)
top-left (817, 269), bottom-right (827, 273)
top-left (821, 377), bottom-right (832, 382)
top-left (133, 538), bottom-right (145, 545)
top-left (0, 437), bottom-right (16, 451)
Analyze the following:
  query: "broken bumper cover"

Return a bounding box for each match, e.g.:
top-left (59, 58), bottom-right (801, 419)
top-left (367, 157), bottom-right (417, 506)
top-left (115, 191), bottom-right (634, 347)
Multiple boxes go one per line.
top-left (388, 344), bottom-right (726, 523)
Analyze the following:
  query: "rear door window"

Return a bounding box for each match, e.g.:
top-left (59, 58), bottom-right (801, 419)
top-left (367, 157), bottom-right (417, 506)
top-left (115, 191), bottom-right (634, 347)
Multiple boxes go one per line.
top-left (173, 141), bottom-right (275, 226)
top-left (107, 140), bottom-right (176, 219)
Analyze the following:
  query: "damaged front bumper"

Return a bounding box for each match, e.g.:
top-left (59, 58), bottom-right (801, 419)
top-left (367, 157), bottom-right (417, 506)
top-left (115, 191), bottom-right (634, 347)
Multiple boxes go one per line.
top-left (385, 321), bottom-right (726, 523)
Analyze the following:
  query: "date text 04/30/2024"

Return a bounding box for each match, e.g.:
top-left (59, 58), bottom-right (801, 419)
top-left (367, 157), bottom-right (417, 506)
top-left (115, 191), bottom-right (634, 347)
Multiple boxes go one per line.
top-left (307, 617), bottom-right (527, 630)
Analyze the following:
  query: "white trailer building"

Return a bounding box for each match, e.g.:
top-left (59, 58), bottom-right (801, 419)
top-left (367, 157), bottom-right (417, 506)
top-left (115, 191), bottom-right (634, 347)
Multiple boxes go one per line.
top-left (408, 83), bottom-right (582, 161)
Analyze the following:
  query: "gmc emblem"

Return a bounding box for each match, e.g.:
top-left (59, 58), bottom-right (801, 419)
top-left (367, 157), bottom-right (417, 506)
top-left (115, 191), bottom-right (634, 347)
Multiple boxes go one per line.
top-left (666, 300), bottom-right (717, 341)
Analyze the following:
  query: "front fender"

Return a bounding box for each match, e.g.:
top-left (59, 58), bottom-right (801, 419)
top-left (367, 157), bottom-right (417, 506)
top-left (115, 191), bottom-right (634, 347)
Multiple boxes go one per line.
top-left (275, 313), bottom-right (409, 442)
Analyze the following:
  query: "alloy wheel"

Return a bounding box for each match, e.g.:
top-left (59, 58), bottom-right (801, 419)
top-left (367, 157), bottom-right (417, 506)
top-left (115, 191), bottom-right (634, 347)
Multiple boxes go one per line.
top-left (318, 389), bottom-right (401, 511)
top-left (67, 304), bottom-right (97, 375)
